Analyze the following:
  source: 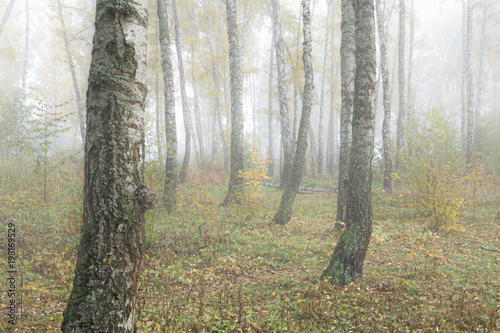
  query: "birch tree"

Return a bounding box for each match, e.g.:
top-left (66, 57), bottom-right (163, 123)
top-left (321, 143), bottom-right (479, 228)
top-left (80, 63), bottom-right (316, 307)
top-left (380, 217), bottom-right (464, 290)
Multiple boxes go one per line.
top-left (271, 0), bottom-right (293, 188)
top-left (322, 0), bottom-right (376, 285)
top-left (268, 43), bottom-right (275, 178)
top-left (317, 1), bottom-right (332, 175)
top-left (61, 1), bottom-right (156, 331)
top-left (273, 0), bottom-right (313, 225)
top-left (20, 0), bottom-right (30, 143)
top-left (475, 0), bottom-right (488, 123)
top-left (56, 0), bottom-right (86, 146)
top-left (395, 0), bottom-right (406, 171)
top-left (336, 0), bottom-right (355, 221)
top-left (0, 0), bottom-right (15, 40)
top-left (326, 11), bottom-right (336, 176)
top-left (221, 0), bottom-right (244, 205)
top-left (465, 0), bottom-right (474, 168)
top-left (171, 0), bottom-right (192, 182)
top-left (158, 0), bottom-right (178, 211)
top-left (376, 0), bottom-right (393, 195)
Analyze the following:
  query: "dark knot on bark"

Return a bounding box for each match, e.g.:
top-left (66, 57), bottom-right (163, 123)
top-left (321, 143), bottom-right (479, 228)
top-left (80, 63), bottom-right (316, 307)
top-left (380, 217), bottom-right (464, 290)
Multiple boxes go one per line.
top-left (134, 185), bottom-right (158, 211)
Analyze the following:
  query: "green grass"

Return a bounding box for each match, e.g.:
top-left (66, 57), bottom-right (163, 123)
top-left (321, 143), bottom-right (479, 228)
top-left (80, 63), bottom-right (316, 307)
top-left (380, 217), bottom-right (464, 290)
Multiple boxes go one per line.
top-left (0, 162), bottom-right (499, 332)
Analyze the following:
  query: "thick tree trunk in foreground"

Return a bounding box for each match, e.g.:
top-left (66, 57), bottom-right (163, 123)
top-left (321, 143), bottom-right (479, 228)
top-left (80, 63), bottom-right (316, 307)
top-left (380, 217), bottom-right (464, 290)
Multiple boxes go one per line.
top-left (171, 0), bottom-right (192, 183)
top-left (61, 1), bottom-right (156, 331)
top-left (465, 0), bottom-right (474, 169)
top-left (322, 0), bottom-right (376, 285)
top-left (271, 0), bottom-right (293, 188)
top-left (56, 0), bottom-right (86, 146)
top-left (395, 0), bottom-right (406, 171)
top-left (336, 0), bottom-right (355, 221)
top-left (273, 0), bottom-right (313, 225)
top-left (158, 0), bottom-right (178, 211)
top-left (376, 0), bottom-right (393, 195)
top-left (221, 0), bottom-right (244, 206)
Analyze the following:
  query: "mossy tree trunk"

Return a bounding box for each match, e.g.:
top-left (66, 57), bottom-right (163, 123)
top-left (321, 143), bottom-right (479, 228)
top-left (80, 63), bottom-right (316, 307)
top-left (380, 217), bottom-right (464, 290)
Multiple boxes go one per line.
top-left (322, 0), bottom-right (376, 285)
top-left (221, 0), bottom-right (244, 206)
top-left (158, 0), bottom-right (178, 212)
top-left (336, 0), bottom-right (355, 221)
top-left (61, 1), bottom-right (157, 331)
top-left (273, 0), bottom-right (313, 225)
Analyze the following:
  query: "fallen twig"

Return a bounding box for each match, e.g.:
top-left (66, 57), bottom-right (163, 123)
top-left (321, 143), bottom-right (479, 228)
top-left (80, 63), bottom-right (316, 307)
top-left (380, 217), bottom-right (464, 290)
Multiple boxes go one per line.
top-left (480, 245), bottom-right (499, 253)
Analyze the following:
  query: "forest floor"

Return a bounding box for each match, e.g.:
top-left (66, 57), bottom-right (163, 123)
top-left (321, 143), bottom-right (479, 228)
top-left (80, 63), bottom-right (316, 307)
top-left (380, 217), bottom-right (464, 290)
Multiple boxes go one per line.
top-left (0, 167), bottom-right (499, 332)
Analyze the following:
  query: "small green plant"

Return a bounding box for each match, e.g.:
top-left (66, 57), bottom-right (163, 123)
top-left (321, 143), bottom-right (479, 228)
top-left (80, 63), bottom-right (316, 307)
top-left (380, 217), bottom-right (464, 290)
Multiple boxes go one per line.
top-left (238, 142), bottom-right (271, 201)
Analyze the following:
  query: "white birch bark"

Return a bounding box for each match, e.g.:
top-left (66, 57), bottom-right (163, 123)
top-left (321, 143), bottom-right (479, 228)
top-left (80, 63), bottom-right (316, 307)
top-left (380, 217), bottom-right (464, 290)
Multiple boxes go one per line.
top-left (395, 0), bottom-right (406, 171)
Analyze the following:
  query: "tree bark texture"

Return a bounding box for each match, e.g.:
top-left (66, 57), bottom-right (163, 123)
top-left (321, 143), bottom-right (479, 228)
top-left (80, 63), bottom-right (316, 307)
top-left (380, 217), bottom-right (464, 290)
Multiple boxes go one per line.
top-left (317, 1), bottom-right (332, 175)
top-left (322, 0), bottom-right (376, 285)
top-left (171, 0), bottom-right (192, 183)
top-left (395, 0), bottom-right (406, 172)
top-left (158, 0), bottom-right (178, 211)
top-left (271, 0), bottom-right (293, 189)
top-left (336, 0), bottom-right (355, 221)
top-left (465, 0), bottom-right (474, 168)
top-left (221, 0), bottom-right (244, 206)
top-left (273, 0), bottom-right (313, 225)
top-left (376, 0), bottom-right (393, 195)
top-left (56, 0), bottom-right (86, 147)
top-left (61, 1), bottom-right (155, 331)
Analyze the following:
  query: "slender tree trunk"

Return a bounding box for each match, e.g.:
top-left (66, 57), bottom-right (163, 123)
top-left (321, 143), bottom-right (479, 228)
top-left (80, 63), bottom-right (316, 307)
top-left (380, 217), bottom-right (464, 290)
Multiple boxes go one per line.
top-left (271, 0), bottom-right (293, 188)
top-left (322, 0), bottom-right (376, 285)
top-left (0, 0), bottom-right (15, 39)
top-left (154, 24), bottom-right (164, 171)
top-left (395, 0), bottom-right (406, 171)
top-left (240, 0), bottom-right (252, 74)
top-left (221, 0), bottom-right (244, 206)
top-left (327, 12), bottom-right (336, 176)
top-left (273, 0), bottom-right (313, 224)
top-left (317, 1), bottom-right (332, 175)
top-left (407, 0), bottom-right (414, 113)
top-left (56, 0), bottom-right (86, 147)
top-left (336, 0), bottom-right (355, 221)
top-left (20, 0), bottom-right (30, 144)
top-left (461, 0), bottom-right (466, 149)
top-left (268, 43), bottom-right (275, 178)
top-left (465, 0), bottom-right (474, 168)
top-left (171, 0), bottom-right (191, 183)
top-left (376, 0), bottom-right (393, 195)
top-left (158, 0), bottom-right (177, 211)
top-left (308, 120), bottom-right (317, 174)
top-left (190, 42), bottom-right (206, 168)
top-left (292, 5), bottom-right (302, 154)
top-left (206, 17), bottom-right (228, 170)
top-left (61, 1), bottom-right (156, 331)
top-left (475, 0), bottom-right (487, 124)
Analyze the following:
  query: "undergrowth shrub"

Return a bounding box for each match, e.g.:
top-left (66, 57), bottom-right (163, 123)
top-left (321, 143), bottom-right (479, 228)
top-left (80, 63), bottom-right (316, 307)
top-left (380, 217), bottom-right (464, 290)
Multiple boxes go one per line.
top-left (400, 107), bottom-right (473, 232)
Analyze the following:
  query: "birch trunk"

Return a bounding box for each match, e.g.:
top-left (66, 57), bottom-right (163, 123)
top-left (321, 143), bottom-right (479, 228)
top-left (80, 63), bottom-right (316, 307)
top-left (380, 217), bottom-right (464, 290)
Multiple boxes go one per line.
top-left (322, 0), bottom-right (376, 285)
top-left (292, 5), bottom-right (302, 153)
top-left (61, 1), bottom-right (155, 331)
top-left (0, 0), bottom-right (15, 39)
top-left (171, 0), bottom-right (192, 182)
top-left (327, 12), bottom-right (336, 176)
top-left (376, 0), bottom-right (393, 195)
top-left (475, 0), bottom-right (487, 123)
top-left (221, 0), bottom-right (244, 206)
top-left (336, 0), bottom-right (355, 221)
top-left (268, 43), bottom-right (275, 178)
top-left (158, 0), bottom-right (178, 211)
top-left (206, 17), bottom-right (228, 170)
top-left (461, 0), bottom-right (466, 149)
top-left (317, 1), bottom-right (332, 175)
top-left (395, 0), bottom-right (406, 171)
top-left (465, 0), bottom-right (474, 168)
top-left (407, 0), bottom-right (414, 113)
top-left (190, 42), bottom-right (206, 167)
top-left (273, 0), bottom-right (313, 224)
top-left (20, 0), bottom-right (30, 143)
top-left (271, 0), bottom-right (293, 188)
